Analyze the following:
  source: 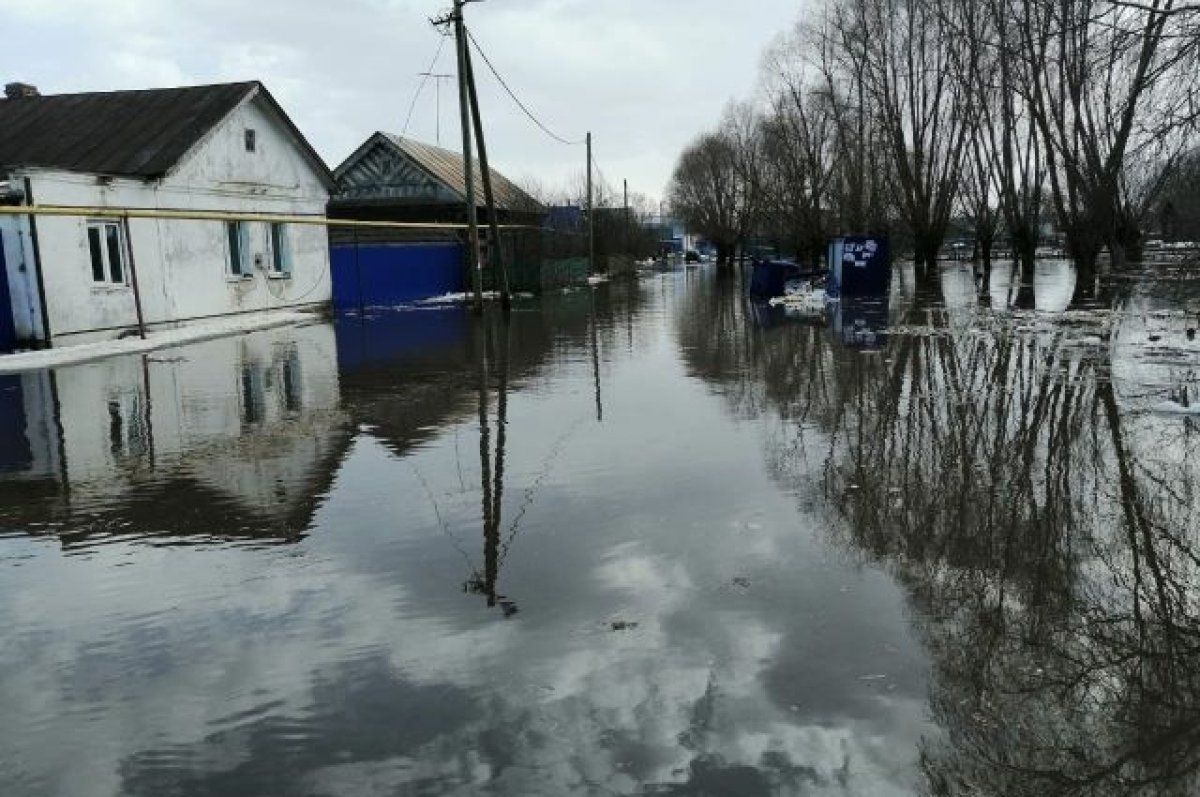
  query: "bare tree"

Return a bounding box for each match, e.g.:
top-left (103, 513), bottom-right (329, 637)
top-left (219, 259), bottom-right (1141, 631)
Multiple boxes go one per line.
top-left (1013, 0), bottom-right (1200, 274)
top-left (759, 37), bottom-right (843, 265)
top-left (668, 127), bottom-right (756, 267)
top-left (825, 0), bottom-right (975, 275)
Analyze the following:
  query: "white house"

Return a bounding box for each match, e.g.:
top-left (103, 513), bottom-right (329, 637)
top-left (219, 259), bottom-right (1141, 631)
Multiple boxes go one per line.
top-left (0, 81), bottom-right (336, 350)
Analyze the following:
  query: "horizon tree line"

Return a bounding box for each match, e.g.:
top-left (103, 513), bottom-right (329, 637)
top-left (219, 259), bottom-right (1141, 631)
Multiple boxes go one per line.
top-left (668, 0), bottom-right (1200, 278)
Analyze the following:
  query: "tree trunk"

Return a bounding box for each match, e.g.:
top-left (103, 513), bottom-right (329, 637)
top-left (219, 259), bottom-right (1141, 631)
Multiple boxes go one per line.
top-left (913, 235), bottom-right (942, 289)
top-left (1014, 262), bottom-right (1036, 310)
top-left (1012, 224), bottom-right (1038, 273)
top-left (716, 242), bottom-right (735, 270)
top-left (1113, 212), bottom-right (1143, 268)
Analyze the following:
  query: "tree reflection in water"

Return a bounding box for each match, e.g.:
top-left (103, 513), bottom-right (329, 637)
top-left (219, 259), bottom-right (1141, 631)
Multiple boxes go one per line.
top-left (677, 264), bottom-right (1200, 796)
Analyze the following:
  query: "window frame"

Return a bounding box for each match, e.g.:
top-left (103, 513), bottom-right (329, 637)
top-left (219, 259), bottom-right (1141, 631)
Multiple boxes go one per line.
top-left (86, 219), bottom-right (128, 287)
top-left (226, 220), bottom-right (250, 278)
top-left (244, 128), bottom-right (257, 153)
top-left (268, 222), bottom-right (292, 278)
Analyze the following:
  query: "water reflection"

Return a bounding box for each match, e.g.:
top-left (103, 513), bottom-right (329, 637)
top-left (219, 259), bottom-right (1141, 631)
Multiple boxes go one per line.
top-left (2, 262), bottom-right (1197, 796)
top-left (679, 259), bottom-right (1200, 795)
top-left (0, 323), bottom-right (349, 544)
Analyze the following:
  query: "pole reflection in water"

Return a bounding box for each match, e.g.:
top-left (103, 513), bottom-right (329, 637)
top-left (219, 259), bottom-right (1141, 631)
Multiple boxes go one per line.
top-left (591, 286), bottom-right (604, 423)
top-left (464, 311), bottom-right (517, 616)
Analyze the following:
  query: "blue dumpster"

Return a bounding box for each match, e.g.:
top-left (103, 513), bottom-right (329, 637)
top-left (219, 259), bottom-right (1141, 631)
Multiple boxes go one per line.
top-left (827, 237), bottom-right (891, 298)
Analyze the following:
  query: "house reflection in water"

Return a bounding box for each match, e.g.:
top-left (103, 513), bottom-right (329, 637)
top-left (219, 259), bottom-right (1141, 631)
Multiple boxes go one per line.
top-left (0, 322), bottom-right (350, 543)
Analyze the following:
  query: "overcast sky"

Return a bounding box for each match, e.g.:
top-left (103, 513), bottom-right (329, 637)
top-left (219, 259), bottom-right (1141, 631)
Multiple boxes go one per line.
top-left (3, 0), bottom-right (806, 203)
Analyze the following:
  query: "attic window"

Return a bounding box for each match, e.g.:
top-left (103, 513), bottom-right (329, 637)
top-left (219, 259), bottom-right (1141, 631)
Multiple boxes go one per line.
top-left (244, 129), bottom-right (257, 153)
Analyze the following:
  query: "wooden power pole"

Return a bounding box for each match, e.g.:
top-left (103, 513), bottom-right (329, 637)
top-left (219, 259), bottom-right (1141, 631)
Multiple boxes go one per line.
top-left (447, 0), bottom-right (484, 311)
top-left (463, 39), bottom-right (510, 311)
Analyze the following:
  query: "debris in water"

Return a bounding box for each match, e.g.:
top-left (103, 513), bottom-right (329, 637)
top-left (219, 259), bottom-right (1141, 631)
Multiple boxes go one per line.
top-left (609, 620), bottom-right (639, 632)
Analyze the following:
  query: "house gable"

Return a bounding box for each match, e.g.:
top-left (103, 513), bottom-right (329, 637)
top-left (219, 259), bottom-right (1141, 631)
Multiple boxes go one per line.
top-left (335, 133), bottom-right (462, 205)
top-left (167, 87), bottom-right (335, 200)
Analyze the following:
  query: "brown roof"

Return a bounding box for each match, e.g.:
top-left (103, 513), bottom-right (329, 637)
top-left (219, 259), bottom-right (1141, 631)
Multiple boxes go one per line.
top-left (0, 81), bottom-right (334, 187)
top-left (376, 133), bottom-right (538, 211)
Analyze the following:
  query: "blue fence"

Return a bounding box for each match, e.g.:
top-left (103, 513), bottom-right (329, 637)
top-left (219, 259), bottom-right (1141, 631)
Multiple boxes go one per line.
top-left (331, 241), bottom-right (465, 311)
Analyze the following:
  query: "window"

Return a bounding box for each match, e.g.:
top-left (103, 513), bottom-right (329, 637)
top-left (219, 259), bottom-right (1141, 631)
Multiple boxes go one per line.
top-left (87, 220), bottom-right (127, 285)
top-left (227, 221), bottom-right (249, 276)
top-left (269, 223), bottom-right (291, 276)
top-left (244, 129), bottom-right (256, 152)
top-left (281, 349), bottom-right (302, 412)
top-left (240, 364), bottom-right (265, 427)
top-left (106, 391), bottom-right (147, 460)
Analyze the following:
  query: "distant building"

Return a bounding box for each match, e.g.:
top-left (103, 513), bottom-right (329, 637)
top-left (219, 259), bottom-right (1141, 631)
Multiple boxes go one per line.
top-left (328, 134), bottom-right (585, 306)
top-left (330, 132), bottom-right (541, 226)
top-left (646, 214), bottom-right (692, 254)
top-left (0, 81), bottom-right (336, 350)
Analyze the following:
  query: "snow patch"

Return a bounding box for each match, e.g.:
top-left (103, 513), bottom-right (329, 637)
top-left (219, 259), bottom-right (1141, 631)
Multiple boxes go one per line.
top-left (414, 292), bottom-right (535, 306)
top-left (0, 309), bottom-right (323, 374)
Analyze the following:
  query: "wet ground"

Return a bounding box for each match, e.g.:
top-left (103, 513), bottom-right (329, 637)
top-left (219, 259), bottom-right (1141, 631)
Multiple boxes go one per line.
top-left (2, 260), bottom-right (1199, 796)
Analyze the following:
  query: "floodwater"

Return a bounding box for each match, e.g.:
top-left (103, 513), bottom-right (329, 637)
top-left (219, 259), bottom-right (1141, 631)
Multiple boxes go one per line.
top-left (1, 261), bottom-right (1199, 796)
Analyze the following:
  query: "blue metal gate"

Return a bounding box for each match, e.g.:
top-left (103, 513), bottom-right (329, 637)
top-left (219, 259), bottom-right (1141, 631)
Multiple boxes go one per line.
top-left (0, 230), bottom-right (17, 352)
top-left (330, 241), bottom-right (465, 311)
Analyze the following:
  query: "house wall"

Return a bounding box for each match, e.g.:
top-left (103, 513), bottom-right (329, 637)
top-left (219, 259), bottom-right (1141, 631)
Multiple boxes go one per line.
top-left (17, 95), bottom-right (332, 346)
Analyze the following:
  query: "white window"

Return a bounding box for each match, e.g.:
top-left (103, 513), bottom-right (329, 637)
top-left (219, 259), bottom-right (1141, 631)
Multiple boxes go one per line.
top-left (244, 129), bottom-right (257, 152)
top-left (227, 221), bottom-right (249, 277)
top-left (86, 220), bottom-right (127, 285)
top-left (269, 222), bottom-right (291, 276)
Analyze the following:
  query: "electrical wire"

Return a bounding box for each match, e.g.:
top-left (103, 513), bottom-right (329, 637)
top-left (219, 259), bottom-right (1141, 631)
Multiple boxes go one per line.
top-left (402, 33), bottom-right (450, 136)
top-left (590, 153), bottom-right (613, 205)
top-left (465, 27), bottom-right (586, 146)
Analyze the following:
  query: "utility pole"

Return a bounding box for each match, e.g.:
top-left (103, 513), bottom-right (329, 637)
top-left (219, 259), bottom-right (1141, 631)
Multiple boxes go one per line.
top-left (419, 71), bottom-right (453, 145)
top-left (463, 39), bottom-right (511, 311)
top-left (434, 0), bottom-right (484, 311)
top-left (587, 131), bottom-right (595, 275)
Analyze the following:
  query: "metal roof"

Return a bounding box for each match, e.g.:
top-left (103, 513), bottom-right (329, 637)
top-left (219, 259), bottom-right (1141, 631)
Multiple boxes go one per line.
top-left (337, 133), bottom-right (538, 211)
top-left (0, 81), bottom-right (334, 187)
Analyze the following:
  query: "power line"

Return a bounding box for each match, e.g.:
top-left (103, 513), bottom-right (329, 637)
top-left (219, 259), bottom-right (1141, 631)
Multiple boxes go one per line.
top-left (402, 32), bottom-right (450, 136)
top-left (590, 152), bottom-right (614, 204)
top-left (465, 27), bottom-right (585, 146)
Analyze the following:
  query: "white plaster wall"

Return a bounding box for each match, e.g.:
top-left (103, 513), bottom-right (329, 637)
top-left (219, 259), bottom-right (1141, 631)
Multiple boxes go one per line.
top-left (0, 213), bottom-right (45, 342)
top-left (19, 92), bottom-right (332, 346)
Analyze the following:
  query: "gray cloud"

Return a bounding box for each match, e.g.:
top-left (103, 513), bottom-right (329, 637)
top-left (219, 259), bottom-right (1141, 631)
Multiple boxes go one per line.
top-left (2, 0), bottom-right (806, 201)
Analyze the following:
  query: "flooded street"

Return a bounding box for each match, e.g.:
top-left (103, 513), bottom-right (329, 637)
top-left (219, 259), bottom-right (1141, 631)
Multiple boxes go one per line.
top-left (2, 263), bottom-right (1200, 796)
